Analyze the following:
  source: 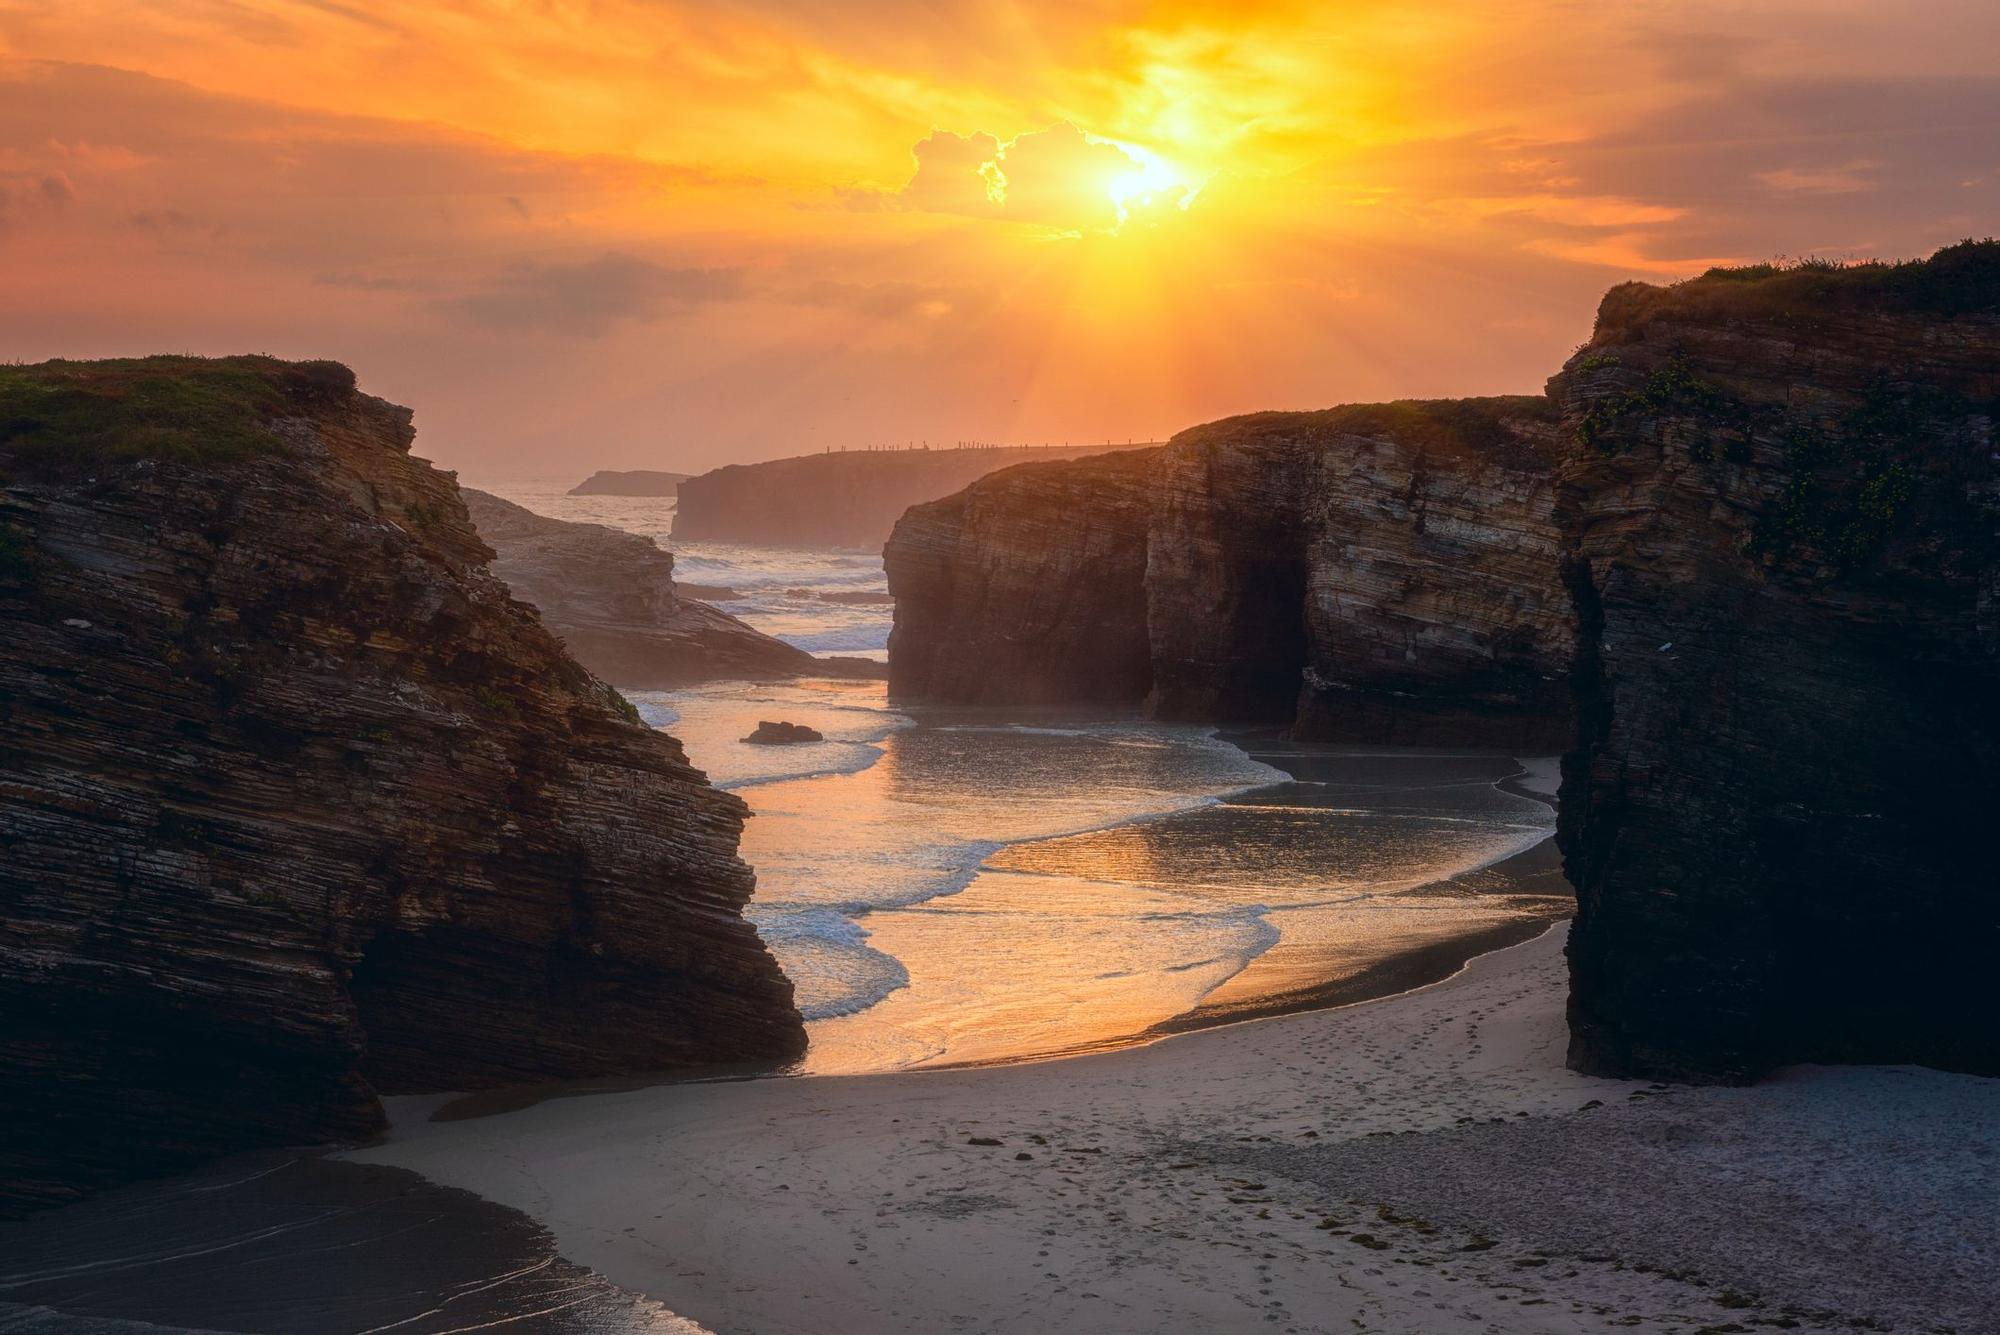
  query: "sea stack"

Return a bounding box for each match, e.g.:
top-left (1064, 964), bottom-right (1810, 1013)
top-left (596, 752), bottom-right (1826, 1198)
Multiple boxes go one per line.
top-left (0, 357), bottom-right (806, 1216)
top-left (1552, 243), bottom-right (2000, 1082)
top-left (884, 400), bottom-right (1574, 747)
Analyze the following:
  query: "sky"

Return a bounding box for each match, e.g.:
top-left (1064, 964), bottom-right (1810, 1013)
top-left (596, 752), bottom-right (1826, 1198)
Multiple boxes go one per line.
top-left (1, 2), bottom-right (1996, 479)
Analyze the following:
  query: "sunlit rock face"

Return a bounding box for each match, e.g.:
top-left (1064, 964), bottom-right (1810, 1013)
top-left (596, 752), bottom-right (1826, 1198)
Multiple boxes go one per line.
top-left (0, 358), bottom-right (805, 1216)
top-left (462, 487), bottom-right (865, 687)
top-left (1552, 244), bottom-right (2000, 1082)
top-left (1150, 400), bottom-right (1573, 747)
top-left (885, 401), bottom-right (1573, 748)
top-left (885, 449), bottom-right (1157, 704)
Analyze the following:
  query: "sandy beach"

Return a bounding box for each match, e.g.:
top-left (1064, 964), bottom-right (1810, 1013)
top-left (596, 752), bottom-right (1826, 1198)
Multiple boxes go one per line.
top-left (350, 925), bottom-right (2000, 1334)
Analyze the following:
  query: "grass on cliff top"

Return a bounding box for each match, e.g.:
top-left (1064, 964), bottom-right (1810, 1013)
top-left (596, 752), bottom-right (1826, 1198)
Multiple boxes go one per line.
top-left (0, 355), bottom-right (357, 471)
top-left (1178, 395), bottom-right (1557, 467)
top-left (1597, 238), bottom-right (2000, 335)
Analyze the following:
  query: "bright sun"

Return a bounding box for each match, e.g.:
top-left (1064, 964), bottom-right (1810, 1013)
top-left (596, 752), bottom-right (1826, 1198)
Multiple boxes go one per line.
top-left (1100, 140), bottom-right (1203, 223)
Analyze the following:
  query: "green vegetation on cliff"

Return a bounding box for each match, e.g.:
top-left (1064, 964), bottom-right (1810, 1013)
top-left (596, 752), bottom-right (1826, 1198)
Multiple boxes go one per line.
top-left (0, 355), bottom-right (356, 471)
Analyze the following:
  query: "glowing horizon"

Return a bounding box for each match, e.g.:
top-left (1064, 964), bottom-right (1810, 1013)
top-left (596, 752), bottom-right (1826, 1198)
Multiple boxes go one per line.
top-left (1, 2), bottom-right (1994, 477)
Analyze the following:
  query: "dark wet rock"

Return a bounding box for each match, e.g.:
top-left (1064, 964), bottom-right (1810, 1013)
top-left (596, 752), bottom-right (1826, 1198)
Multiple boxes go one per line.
top-left (0, 356), bottom-right (805, 1216)
top-left (672, 444), bottom-right (1137, 548)
top-left (1552, 243), bottom-right (2000, 1081)
top-left (462, 488), bottom-right (879, 687)
top-left (742, 720), bottom-right (824, 745)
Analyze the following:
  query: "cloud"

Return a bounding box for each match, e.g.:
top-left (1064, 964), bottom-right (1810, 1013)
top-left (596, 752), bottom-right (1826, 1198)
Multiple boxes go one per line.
top-left (441, 253), bottom-right (746, 335)
top-left (39, 172), bottom-right (74, 205)
top-left (887, 123), bottom-right (1157, 232)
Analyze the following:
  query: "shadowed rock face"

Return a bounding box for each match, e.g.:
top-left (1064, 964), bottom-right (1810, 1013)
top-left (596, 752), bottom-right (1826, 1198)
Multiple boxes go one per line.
top-left (886, 449), bottom-right (1157, 705)
top-left (462, 487), bottom-right (876, 687)
top-left (1553, 244), bottom-right (2000, 1082)
top-left (885, 401), bottom-right (1573, 747)
top-left (0, 357), bottom-right (805, 1216)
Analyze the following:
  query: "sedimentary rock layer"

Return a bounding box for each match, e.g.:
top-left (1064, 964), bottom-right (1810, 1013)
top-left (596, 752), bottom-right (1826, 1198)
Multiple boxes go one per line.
top-left (1553, 244), bottom-right (2000, 1082)
top-left (0, 357), bottom-right (805, 1215)
top-left (885, 401), bottom-right (1573, 747)
top-left (673, 444), bottom-right (1137, 548)
top-left (462, 488), bottom-right (877, 687)
top-left (886, 449), bottom-right (1157, 704)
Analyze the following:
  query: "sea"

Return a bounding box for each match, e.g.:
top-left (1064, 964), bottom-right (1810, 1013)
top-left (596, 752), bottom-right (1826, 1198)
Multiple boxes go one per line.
top-left (471, 480), bottom-right (1571, 1075)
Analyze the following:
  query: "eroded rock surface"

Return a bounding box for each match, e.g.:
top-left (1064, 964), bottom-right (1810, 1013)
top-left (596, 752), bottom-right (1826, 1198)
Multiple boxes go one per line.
top-left (886, 402), bottom-right (1572, 746)
top-left (1552, 244), bottom-right (2000, 1081)
top-left (0, 357), bottom-right (805, 1216)
top-left (462, 488), bottom-right (877, 687)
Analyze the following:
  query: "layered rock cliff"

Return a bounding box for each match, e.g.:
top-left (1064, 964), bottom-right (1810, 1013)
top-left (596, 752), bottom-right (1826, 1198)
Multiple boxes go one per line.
top-left (674, 444), bottom-right (1137, 549)
top-left (1553, 243), bottom-right (2000, 1081)
top-left (885, 400), bottom-right (1573, 747)
top-left (886, 449), bottom-right (1156, 704)
top-left (0, 357), bottom-right (805, 1216)
top-left (461, 488), bottom-right (879, 686)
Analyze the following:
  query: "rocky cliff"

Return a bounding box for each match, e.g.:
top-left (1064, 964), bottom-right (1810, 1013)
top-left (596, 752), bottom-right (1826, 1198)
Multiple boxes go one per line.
top-left (885, 401), bottom-right (1573, 747)
top-left (886, 450), bottom-right (1157, 704)
top-left (1553, 243), bottom-right (2000, 1081)
top-left (462, 488), bottom-right (879, 687)
top-left (0, 357), bottom-right (805, 1216)
top-left (674, 444), bottom-right (1139, 549)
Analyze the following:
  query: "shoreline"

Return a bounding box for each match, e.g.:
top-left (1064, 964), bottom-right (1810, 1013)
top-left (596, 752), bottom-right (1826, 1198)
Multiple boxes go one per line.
top-left (346, 923), bottom-right (1999, 1334)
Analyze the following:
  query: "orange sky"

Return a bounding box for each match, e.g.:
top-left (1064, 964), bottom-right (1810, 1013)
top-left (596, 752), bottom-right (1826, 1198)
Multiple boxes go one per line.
top-left (2, 1), bottom-right (1996, 477)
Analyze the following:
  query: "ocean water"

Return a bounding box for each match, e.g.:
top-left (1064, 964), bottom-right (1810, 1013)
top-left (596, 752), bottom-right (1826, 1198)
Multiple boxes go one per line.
top-left (470, 478), bottom-right (1568, 1075)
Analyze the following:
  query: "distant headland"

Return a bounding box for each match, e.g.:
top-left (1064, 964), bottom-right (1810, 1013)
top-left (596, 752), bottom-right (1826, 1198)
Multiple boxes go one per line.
top-left (672, 443), bottom-right (1154, 549)
top-left (567, 468), bottom-right (689, 496)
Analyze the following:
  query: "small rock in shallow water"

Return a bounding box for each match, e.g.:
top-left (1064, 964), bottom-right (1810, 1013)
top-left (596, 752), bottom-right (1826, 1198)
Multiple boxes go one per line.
top-left (743, 720), bottom-right (824, 745)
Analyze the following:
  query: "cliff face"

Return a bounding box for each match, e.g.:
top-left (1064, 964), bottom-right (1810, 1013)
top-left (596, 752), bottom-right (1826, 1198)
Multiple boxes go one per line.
top-left (674, 444), bottom-right (1138, 549)
top-left (0, 357), bottom-right (805, 1216)
top-left (1553, 244), bottom-right (2000, 1082)
top-left (885, 401), bottom-right (1573, 747)
top-left (885, 449), bottom-right (1156, 704)
top-left (461, 488), bottom-right (875, 687)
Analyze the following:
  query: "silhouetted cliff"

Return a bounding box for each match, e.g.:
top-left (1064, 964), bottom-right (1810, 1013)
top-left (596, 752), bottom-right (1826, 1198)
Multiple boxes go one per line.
top-left (0, 357), bottom-right (805, 1215)
top-left (1553, 243), bottom-right (2000, 1081)
top-left (674, 444), bottom-right (1138, 548)
top-left (568, 468), bottom-right (687, 496)
top-left (463, 488), bottom-right (881, 686)
top-left (885, 401), bottom-right (1572, 747)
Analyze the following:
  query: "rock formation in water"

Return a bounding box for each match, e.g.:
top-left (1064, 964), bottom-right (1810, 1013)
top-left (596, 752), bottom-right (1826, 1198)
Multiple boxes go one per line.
top-left (885, 402), bottom-right (1573, 746)
top-left (461, 488), bottom-right (881, 686)
top-left (567, 468), bottom-right (688, 496)
top-left (0, 357), bottom-right (806, 1216)
top-left (887, 449), bottom-right (1158, 705)
top-left (1552, 243), bottom-right (2000, 1082)
top-left (673, 444), bottom-right (1141, 548)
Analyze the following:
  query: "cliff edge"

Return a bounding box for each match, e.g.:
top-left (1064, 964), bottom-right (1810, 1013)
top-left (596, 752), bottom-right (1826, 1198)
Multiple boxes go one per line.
top-left (0, 357), bottom-right (805, 1215)
top-left (1553, 243), bottom-right (2000, 1081)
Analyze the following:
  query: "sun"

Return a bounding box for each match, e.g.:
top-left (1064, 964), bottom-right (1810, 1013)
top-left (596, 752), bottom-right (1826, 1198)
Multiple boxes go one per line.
top-left (1097, 139), bottom-right (1204, 224)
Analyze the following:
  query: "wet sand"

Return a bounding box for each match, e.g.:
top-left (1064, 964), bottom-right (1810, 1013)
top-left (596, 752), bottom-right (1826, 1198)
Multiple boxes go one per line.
top-left (0, 1154), bottom-right (700, 1333)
